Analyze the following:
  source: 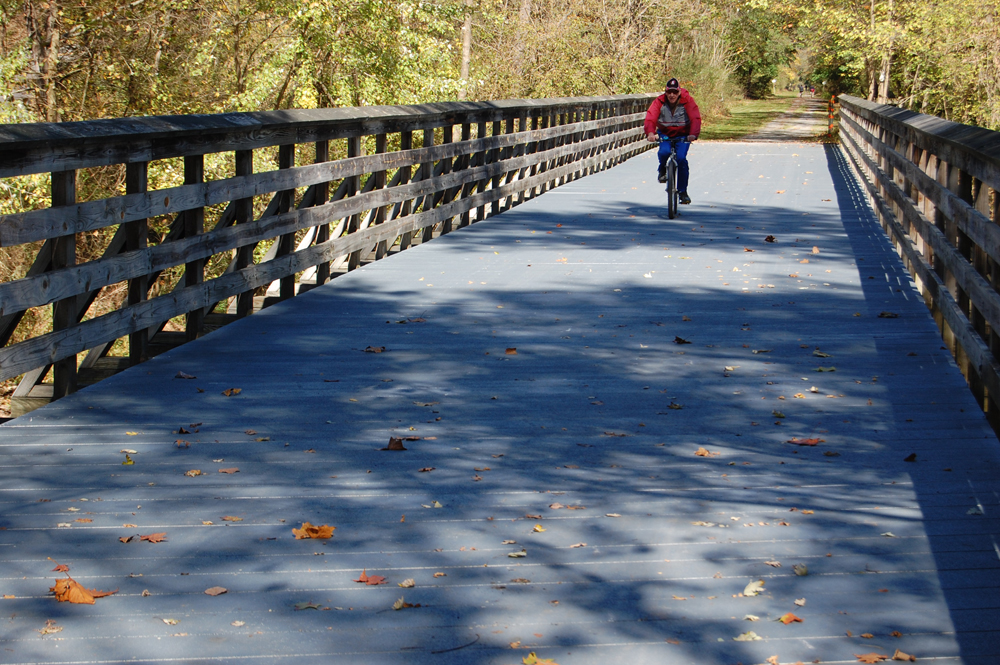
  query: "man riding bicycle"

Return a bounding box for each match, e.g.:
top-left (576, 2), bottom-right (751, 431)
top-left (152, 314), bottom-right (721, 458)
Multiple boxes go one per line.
top-left (645, 78), bottom-right (701, 205)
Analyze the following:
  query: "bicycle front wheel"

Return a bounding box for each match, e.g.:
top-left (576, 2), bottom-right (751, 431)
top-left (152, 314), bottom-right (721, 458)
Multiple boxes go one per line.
top-left (666, 161), bottom-right (678, 219)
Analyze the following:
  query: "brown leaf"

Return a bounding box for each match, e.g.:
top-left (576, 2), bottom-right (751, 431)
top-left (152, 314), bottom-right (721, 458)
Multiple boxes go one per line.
top-left (861, 633), bottom-right (874, 639)
top-left (204, 586), bottom-right (227, 596)
top-left (433, 572), bottom-right (447, 577)
top-left (139, 532), bottom-right (167, 543)
top-left (569, 542), bottom-right (586, 548)
top-left (812, 246), bottom-right (820, 254)
top-left (50, 577), bottom-right (117, 604)
top-left (383, 437), bottom-right (407, 451)
top-left (674, 336), bottom-right (692, 344)
top-left (505, 348), bottom-right (518, 355)
top-left (565, 505), bottom-right (586, 510)
top-left (74, 518), bottom-right (93, 523)
top-left (218, 468), bottom-right (240, 474)
top-left (694, 447), bottom-right (720, 457)
top-left (185, 469), bottom-right (203, 477)
top-left (778, 613), bottom-right (803, 624)
top-left (52, 564), bottom-right (70, 572)
top-left (119, 536), bottom-right (134, 543)
top-left (473, 474), bottom-right (483, 481)
top-left (767, 657), bottom-right (780, 665)
top-left (292, 522), bottom-right (335, 539)
top-left (221, 388), bottom-right (242, 396)
top-left (364, 346), bottom-right (386, 353)
top-left (903, 453), bottom-right (917, 462)
top-left (786, 437), bottom-right (824, 446)
top-left (892, 649), bottom-right (916, 662)
top-left (549, 502), bottom-right (565, 509)
top-left (221, 515), bottom-right (243, 522)
top-left (854, 654), bottom-right (888, 664)
top-left (419, 467), bottom-right (436, 472)
top-left (744, 247), bottom-right (755, 252)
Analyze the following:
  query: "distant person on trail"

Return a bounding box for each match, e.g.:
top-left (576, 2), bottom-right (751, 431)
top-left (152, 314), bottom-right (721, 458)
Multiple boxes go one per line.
top-left (645, 78), bottom-right (701, 205)
top-left (798, 84), bottom-right (804, 97)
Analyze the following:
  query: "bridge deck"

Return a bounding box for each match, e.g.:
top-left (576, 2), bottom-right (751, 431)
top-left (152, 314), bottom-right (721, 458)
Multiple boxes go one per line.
top-left (2, 142), bottom-right (999, 665)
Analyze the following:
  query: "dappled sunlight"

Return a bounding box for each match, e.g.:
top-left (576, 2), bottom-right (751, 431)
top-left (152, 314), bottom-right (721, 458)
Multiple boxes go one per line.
top-left (1, 142), bottom-right (998, 664)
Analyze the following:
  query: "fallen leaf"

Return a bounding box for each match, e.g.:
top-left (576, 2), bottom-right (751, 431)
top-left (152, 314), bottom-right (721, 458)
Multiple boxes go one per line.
top-left (779, 613), bottom-right (803, 624)
top-left (383, 437), bottom-right (407, 451)
top-left (569, 542), bottom-right (586, 548)
top-left (772, 410), bottom-right (786, 418)
top-left (522, 653), bottom-right (559, 665)
top-left (903, 453), bottom-right (917, 462)
top-left (52, 564), bottom-right (70, 572)
top-left (119, 536), bottom-right (134, 543)
top-left (695, 447), bottom-right (720, 457)
top-left (767, 657), bottom-right (780, 665)
top-left (815, 366), bottom-right (837, 372)
top-left (743, 579), bottom-right (765, 596)
top-left (419, 467), bottom-right (436, 472)
top-left (50, 577), bottom-right (118, 604)
top-left (398, 579), bottom-right (415, 588)
top-left (549, 502), bottom-right (564, 509)
top-left (532, 524), bottom-right (546, 533)
top-left (764, 560), bottom-right (781, 567)
top-left (392, 596), bottom-right (415, 610)
top-left (292, 522), bottom-right (335, 539)
top-left (765, 235), bottom-right (776, 242)
top-left (122, 454), bottom-right (135, 466)
top-left (175, 371), bottom-right (196, 379)
top-left (892, 649), bottom-right (916, 662)
top-left (812, 246), bottom-right (820, 254)
top-left (793, 564), bottom-right (808, 576)
top-left (473, 474), bottom-right (483, 481)
top-left (364, 346), bottom-right (386, 353)
top-left (74, 517), bottom-right (93, 523)
top-left (744, 614), bottom-right (759, 621)
top-left (294, 601), bottom-right (322, 610)
top-left (674, 336), bottom-right (692, 344)
top-left (776, 190), bottom-right (786, 194)
top-left (854, 654), bottom-right (889, 664)
top-left (671, 595), bottom-right (687, 600)
top-left (140, 532), bottom-right (167, 543)
top-left (185, 469), bottom-right (203, 477)
top-left (882, 532), bottom-right (898, 538)
top-left (566, 505), bottom-right (585, 510)
top-left (120, 449), bottom-right (137, 454)
top-left (606, 513), bottom-right (621, 518)
top-left (204, 586), bottom-right (227, 596)
top-left (506, 348), bottom-right (517, 355)
top-left (354, 569), bottom-right (387, 585)
top-left (878, 312), bottom-right (899, 318)
top-left (434, 572), bottom-right (447, 577)
top-left (794, 597), bottom-right (806, 606)
top-left (221, 515), bottom-right (242, 522)
top-left (162, 618), bottom-right (180, 625)
top-left (890, 631), bottom-right (903, 638)
top-left (733, 631), bottom-right (762, 641)
top-left (861, 633), bottom-right (875, 639)
top-left (511, 578), bottom-right (531, 584)
top-left (801, 509), bottom-right (814, 515)
top-left (508, 550), bottom-right (527, 558)
top-left (787, 437), bottom-right (824, 446)
top-left (221, 388), bottom-right (242, 396)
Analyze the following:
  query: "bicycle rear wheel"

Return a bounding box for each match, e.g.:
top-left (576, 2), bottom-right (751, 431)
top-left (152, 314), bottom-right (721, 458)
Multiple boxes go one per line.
top-left (666, 161), bottom-right (678, 219)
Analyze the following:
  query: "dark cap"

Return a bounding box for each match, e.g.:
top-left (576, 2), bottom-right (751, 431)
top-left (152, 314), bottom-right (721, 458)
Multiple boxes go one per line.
top-left (665, 78), bottom-right (680, 93)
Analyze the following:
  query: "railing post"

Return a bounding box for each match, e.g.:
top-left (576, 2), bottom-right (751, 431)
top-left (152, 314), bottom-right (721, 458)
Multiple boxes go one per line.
top-left (234, 149), bottom-right (255, 316)
top-left (183, 155), bottom-right (204, 341)
top-left (312, 141), bottom-right (330, 285)
top-left (51, 170), bottom-right (77, 398)
top-left (276, 144), bottom-right (296, 295)
top-left (373, 133), bottom-right (389, 257)
top-left (440, 125), bottom-right (454, 234)
top-left (421, 128), bottom-right (435, 242)
top-left (125, 161), bottom-right (149, 366)
top-left (399, 131), bottom-right (414, 250)
top-left (459, 122), bottom-right (473, 227)
top-left (476, 121), bottom-right (487, 220)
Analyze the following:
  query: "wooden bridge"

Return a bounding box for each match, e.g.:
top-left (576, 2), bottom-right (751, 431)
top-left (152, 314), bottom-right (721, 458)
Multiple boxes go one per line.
top-left (0, 94), bottom-right (999, 664)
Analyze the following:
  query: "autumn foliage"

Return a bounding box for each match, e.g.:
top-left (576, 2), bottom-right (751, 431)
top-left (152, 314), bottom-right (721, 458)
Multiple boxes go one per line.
top-left (50, 577), bottom-right (118, 604)
top-left (292, 522), bottom-right (335, 539)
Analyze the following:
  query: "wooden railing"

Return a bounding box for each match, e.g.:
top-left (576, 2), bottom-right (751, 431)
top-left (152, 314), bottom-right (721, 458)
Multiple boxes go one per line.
top-left (0, 94), bottom-right (656, 409)
top-left (839, 94), bottom-right (1000, 427)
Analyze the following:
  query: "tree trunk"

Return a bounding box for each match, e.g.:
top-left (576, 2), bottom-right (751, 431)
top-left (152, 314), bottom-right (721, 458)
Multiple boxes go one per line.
top-left (458, 0), bottom-right (473, 100)
top-left (26, 0), bottom-right (62, 121)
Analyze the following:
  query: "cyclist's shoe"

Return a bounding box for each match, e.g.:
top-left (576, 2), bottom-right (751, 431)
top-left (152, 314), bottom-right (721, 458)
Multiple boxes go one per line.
top-left (679, 191), bottom-right (692, 205)
top-left (658, 173), bottom-right (667, 184)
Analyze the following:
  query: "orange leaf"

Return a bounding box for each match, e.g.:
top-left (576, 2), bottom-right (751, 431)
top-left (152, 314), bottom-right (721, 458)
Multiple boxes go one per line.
top-left (695, 447), bottom-right (720, 457)
top-left (139, 532), bottom-right (167, 543)
top-left (779, 613), bottom-right (803, 624)
top-left (50, 576), bottom-right (117, 604)
top-left (221, 388), bottom-right (242, 396)
top-left (505, 348), bottom-right (517, 355)
top-left (52, 564), bottom-right (69, 572)
top-left (74, 518), bottom-right (93, 523)
top-left (218, 468), bottom-right (240, 474)
top-left (854, 654), bottom-right (888, 664)
top-left (221, 515), bottom-right (243, 522)
top-left (292, 522), bottom-right (335, 540)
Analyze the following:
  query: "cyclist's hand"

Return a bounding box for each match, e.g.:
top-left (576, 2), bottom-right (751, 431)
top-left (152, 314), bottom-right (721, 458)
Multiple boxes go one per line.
top-left (646, 132), bottom-right (658, 143)
top-left (687, 134), bottom-right (697, 142)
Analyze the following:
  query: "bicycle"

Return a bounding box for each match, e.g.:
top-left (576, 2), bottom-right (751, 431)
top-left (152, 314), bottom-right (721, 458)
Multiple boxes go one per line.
top-left (658, 136), bottom-right (689, 219)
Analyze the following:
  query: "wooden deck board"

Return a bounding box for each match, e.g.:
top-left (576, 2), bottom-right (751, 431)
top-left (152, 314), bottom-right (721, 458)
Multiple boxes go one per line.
top-left (2, 142), bottom-right (999, 664)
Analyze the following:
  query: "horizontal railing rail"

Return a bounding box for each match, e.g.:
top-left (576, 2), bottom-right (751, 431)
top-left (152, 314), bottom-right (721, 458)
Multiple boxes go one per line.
top-left (0, 94), bottom-right (656, 402)
top-left (839, 94), bottom-right (1000, 427)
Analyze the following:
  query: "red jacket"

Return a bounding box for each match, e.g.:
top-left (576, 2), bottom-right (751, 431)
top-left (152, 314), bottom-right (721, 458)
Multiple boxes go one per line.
top-left (644, 89), bottom-right (702, 138)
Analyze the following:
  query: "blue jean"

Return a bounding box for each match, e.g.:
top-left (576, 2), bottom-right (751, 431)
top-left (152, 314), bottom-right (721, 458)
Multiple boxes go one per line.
top-left (657, 137), bottom-right (690, 193)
